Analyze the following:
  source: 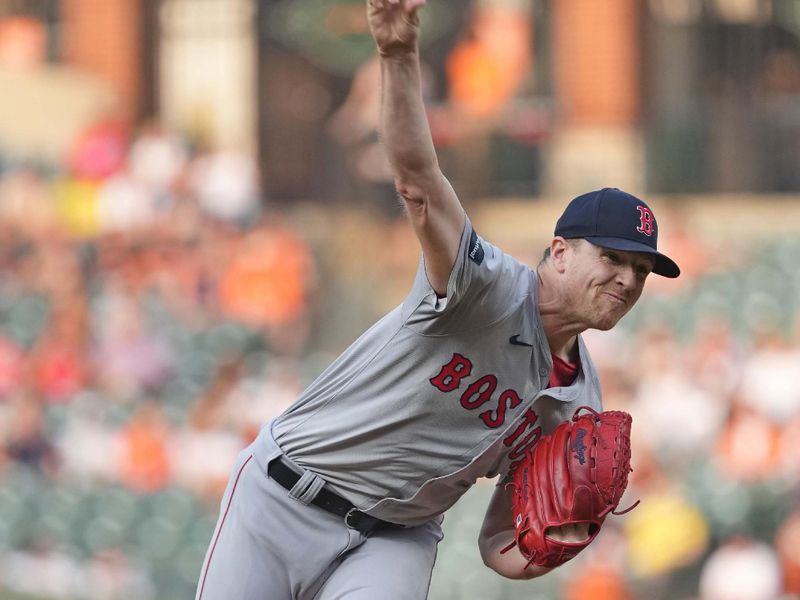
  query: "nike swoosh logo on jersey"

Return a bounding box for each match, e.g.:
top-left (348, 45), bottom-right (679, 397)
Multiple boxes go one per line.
top-left (509, 335), bottom-right (534, 347)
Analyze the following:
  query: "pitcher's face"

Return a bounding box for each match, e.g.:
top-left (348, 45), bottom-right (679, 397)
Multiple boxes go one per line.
top-left (561, 240), bottom-right (655, 331)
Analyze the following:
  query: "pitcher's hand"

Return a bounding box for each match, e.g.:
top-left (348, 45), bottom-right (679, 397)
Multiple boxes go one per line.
top-left (367, 0), bottom-right (426, 57)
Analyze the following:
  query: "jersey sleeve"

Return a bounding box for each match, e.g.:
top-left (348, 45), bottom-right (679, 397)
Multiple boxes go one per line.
top-left (401, 217), bottom-right (533, 335)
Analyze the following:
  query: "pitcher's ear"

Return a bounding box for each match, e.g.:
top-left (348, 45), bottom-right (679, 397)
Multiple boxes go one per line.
top-left (550, 237), bottom-right (573, 274)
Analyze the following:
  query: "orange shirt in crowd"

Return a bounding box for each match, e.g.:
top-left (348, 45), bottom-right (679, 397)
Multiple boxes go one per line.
top-left (118, 406), bottom-right (171, 493)
top-left (446, 6), bottom-right (532, 119)
top-left (219, 227), bottom-right (313, 327)
top-left (563, 565), bottom-right (631, 600)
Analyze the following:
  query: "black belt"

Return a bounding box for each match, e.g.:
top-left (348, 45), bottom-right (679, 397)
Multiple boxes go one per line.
top-left (267, 457), bottom-right (400, 535)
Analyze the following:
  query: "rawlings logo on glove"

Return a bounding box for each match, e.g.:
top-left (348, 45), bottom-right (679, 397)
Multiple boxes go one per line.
top-left (501, 406), bottom-right (638, 569)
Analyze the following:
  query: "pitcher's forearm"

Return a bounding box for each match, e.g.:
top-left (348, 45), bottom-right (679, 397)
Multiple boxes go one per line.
top-left (380, 50), bottom-right (439, 181)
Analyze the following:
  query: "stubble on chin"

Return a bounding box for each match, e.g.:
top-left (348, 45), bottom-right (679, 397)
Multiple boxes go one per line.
top-left (589, 317), bottom-right (617, 332)
top-left (589, 303), bottom-right (630, 331)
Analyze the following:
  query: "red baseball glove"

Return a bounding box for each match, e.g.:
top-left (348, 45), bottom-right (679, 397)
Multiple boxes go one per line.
top-left (501, 406), bottom-right (638, 569)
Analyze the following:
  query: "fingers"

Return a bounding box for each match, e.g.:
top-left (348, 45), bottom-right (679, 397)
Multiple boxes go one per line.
top-left (545, 522), bottom-right (591, 543)
top-left (367, 0), bottom-right (424, 52)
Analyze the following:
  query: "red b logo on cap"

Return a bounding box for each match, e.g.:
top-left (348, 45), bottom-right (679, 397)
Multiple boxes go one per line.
top-left (636, 205), bottom-right (654, 237)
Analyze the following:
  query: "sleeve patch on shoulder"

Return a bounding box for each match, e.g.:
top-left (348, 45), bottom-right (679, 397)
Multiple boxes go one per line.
top-left (468, 229), bottom-right (485, 265)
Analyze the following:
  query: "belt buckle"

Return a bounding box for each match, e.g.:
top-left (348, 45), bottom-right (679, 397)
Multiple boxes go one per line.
top-left (344, 507), bottom-right (360, 530)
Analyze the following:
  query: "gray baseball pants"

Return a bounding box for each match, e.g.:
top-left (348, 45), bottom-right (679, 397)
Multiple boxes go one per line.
top-left (195, 424), bottom-right (444, 600)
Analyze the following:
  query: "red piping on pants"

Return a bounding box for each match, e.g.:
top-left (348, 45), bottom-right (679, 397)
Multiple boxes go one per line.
top-left (197, 454), bottom-right (254, 599)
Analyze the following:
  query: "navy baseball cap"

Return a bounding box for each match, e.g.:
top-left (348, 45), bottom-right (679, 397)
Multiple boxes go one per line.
top-left (554, 187), bottom-right (680, 278)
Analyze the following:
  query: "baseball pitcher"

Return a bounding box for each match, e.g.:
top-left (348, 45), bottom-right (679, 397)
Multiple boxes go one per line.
top-left (195, 1), bottom-right (681, 598)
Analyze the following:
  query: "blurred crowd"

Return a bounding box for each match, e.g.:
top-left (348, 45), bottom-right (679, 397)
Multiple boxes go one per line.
top-left (0, 119), bottom-right (799, 600)
top-left (0, 114), bottom-right (319, 485)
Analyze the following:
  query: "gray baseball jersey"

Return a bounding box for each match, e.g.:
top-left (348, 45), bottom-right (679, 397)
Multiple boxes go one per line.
top-left (272, 217), bottom-right (603, 526)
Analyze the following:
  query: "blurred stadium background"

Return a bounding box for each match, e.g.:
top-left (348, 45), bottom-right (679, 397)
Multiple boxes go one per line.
top-left (0, 0), bottom-right (799, 598)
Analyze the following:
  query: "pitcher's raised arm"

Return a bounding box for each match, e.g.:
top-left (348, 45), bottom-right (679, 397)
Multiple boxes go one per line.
top-left (368, 0), bottom-right (465, 296)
